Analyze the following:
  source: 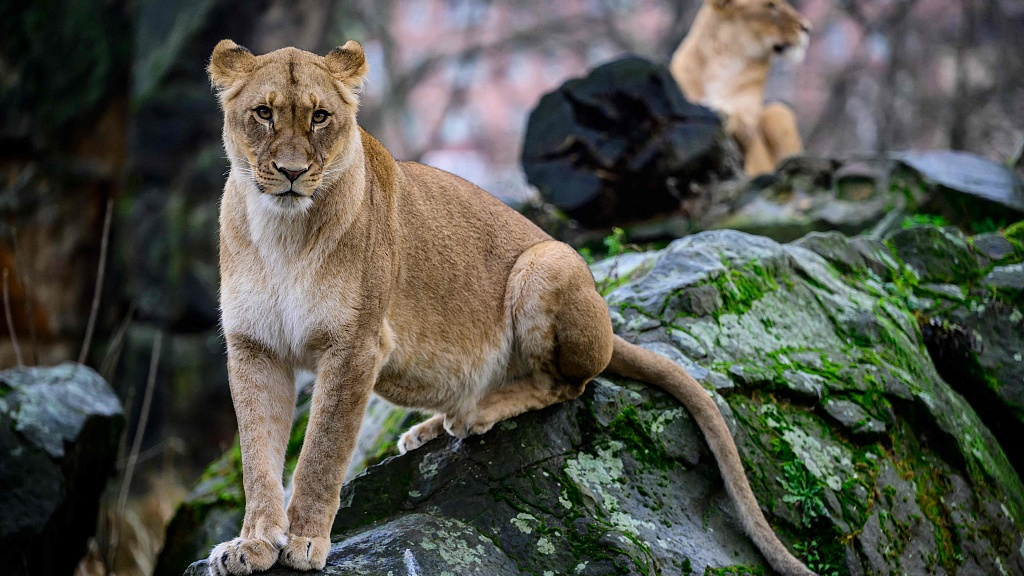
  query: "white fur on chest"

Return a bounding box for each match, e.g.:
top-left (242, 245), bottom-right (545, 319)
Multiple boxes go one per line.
top-left (702, 58), bottom-right (756, 115)
top-left (221, 188), bottom-right (352, 364)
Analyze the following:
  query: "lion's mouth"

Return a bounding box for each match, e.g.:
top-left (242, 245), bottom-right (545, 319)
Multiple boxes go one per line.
top-left (274, 190), bottom-right (304, 198)
top-left (773, 43), bottom-right (790, 54)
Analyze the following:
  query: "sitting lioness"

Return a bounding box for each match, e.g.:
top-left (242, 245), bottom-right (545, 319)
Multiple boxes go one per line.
top-left (205, 39), bottom-right (813, 576)
top-left (670, 0), bottom-right (811, 176)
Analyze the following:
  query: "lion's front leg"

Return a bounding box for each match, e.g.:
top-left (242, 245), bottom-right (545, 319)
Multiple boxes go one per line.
top-left (279, 341), bottom-right (379, 571)
top-left (208, 335), bottom-right (295, 576)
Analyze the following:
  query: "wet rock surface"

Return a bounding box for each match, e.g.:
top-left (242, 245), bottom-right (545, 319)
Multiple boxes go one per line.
top-left (0, 364), bottom-right (123, 576)
top-left (180, 224), bottom-right (1024, 576)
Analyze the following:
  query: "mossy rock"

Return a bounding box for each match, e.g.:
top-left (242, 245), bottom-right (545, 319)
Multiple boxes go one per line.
top-left (180, 228), bottom-right (1024, 576)
top-left (886, 226), bottom-right (984, 284)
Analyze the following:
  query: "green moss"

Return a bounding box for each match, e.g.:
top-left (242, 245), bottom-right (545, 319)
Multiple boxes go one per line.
top-left (709, 264), bottom-right (780, 317)
top-left (703, 564), bottom-right (765, 575)
top-left (728, 397), bottom-right (852, 575)
top-left (889, 423), bottom-right (964, 574)
top-left (1000, 220), bottom-right (1024, 243)
top-left (604, 406), bottom-right (674, 470)
top-left (362, 410), bottom-right (428, 469)
top-left (599, 272), bottom-right (639, 297)
top-left (191, 440), bottom-right (245, 508)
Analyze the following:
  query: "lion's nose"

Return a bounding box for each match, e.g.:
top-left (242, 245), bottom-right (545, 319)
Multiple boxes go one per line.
top-left (274, 163), bottom-right (310, 182)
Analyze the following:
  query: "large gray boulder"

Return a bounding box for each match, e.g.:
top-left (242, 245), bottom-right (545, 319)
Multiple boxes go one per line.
top-left (180, 225), bottom-right (1024, 576)
top-left (0, 363), bottom-right (123, 576)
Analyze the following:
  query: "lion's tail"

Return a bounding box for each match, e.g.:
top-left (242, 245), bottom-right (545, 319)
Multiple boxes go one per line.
top-left (606, 336), bottom-right (815, 576)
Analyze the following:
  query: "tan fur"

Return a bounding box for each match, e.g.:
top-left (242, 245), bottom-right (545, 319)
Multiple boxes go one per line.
top-left (670, 0), bottom-right (810, 175)
top-left (207, 41), bottom-right (814, 576)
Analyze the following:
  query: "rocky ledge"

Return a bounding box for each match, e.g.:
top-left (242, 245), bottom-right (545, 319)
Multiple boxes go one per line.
top-left (176, 222), bottom-right (1024, 576)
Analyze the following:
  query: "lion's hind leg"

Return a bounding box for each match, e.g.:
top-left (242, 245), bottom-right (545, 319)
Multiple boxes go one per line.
top-left (443, 241), bottom-right (615, 439)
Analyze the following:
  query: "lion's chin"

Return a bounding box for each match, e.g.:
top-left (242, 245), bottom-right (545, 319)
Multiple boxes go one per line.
top-left (783, 32), bottom-right (809, 64)
top-left (256, 189), bottom-right (314, 215)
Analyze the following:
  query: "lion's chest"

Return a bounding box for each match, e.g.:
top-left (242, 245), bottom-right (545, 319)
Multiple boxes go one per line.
top-left (222, 248), bottom-right (354, 365)
top-left (702, 59), bottom-right (762, 118)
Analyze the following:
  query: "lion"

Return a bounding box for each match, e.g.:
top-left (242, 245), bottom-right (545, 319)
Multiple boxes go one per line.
top-left (670, 0), bottom-right (811, 176)
top-left (204, 39), bottom-right (814, 576)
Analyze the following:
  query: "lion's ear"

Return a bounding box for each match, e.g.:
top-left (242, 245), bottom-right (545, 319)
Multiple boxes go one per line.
top-left (209, 40), bottom-right (256, 89)
top-left (325, 41), bottom-right (369, 91)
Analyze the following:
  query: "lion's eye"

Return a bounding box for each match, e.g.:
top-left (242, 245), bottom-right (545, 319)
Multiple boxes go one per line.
top-left (255, 106), bottom-right (273, 120)
top-left (767, 1), bottom-right (777, 8)
top-left (312, 110), bottom-right (330, 124)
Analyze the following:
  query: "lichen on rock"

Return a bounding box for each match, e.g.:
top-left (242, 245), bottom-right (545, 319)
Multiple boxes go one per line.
top-left (179, 224), bottom-right (1024, 576)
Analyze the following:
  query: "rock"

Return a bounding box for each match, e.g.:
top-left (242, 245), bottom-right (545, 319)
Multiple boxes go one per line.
top-left (792, 231), bottom-right (868, 275)
top-left (711, 156), bottom-right (898, 243)
top-left (521, 57), bottom-right (738, 229)
top-left (186, 377), bottom-right (769, 576)
top-left (608, 229), bottom-right (1024, 574)
top-left (886, 225), bottom-right (984, 284)
top-left (892, 150), bottom-right (1024, 213)
top-left (972, 233), bottom-right (1018, 261)
top-left (703, 152), bottom-right (1024, 245)
top-left (180, 225), bottom-right (1024, 576)
top-left (908, 224), bottom-right (1024, 477)
top-left (0, 363), bottom-right (123, 576)
top-left (983, 263), bottom-right (1024, 296)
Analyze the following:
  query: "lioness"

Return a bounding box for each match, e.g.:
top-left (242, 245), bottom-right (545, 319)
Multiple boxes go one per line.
top-left (205, 39), bottom-right (813, 576)
top-left (670, 0), bottom-right (811, 176)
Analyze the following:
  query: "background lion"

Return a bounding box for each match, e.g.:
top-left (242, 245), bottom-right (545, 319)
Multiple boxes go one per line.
top-left (670, 0), bottom-right (811, 176)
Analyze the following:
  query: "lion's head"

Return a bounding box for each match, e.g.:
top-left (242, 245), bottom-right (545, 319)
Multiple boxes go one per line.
top-left (710, 0), bottom-right (811, 62)
top-left (208, 40), bottom-right (369, 208)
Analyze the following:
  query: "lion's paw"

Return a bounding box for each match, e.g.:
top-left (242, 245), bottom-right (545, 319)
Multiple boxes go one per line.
top-left (207, 535), bottom-right (282, 576)
top-left (443, 414), bottom-right (494, 439)
top-left (397, 415), bottom-right (445, 454)
top-left (278, 534), bottom-right (330, 571)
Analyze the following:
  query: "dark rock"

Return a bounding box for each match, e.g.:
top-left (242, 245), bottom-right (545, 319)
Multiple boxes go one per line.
top-left (822, 398), bottom-right (887, 436)
top-left (886, 225), bottom-right (983, 283)
top-left (921, 290), bottom-right (1024, 477)
top-left (893, 150), bottom-right (1024, 213)
top-left (521, 57), bottom-right (738, 228)
top-left (793, 231), bottom-right (869, 275)
top-left (972, 233), bottom-right (1018, 261)
top-left (0, 364), bottom-right (123, 576)
top-left (983, 263), bottom-right (1024, 297)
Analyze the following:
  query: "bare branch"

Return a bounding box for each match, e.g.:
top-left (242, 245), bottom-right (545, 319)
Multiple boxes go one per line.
top-left (3, 269), bottom-right (23, 367)
top-left (100, 302), bottom-right (137, 381)
top-left (110, 331), bottom-right (162, 565)
top-left (9, 229), bottom-right (37, 364)
top-left (79, 198), bottom-right (114, 365)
